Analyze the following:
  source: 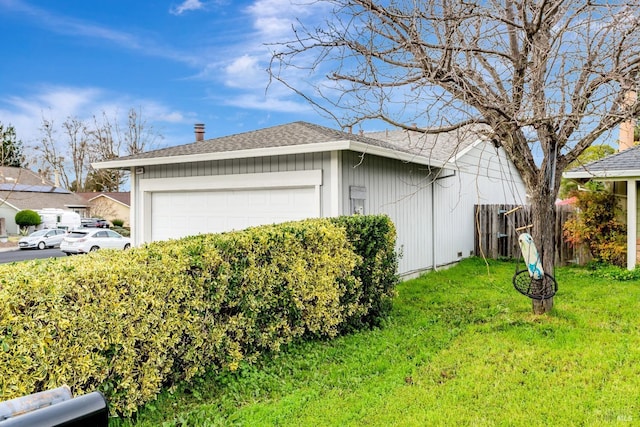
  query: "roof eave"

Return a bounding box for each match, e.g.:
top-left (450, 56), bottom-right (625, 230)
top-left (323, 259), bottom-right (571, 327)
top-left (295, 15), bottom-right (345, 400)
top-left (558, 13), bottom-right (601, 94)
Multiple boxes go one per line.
top-left (92, 140), bottom-right (452, 170)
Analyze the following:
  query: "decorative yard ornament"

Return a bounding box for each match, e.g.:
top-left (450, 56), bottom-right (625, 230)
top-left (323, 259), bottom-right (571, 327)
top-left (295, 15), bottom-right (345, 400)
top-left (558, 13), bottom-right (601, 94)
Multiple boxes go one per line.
top-left (505, 207), bottom-right (557, 304)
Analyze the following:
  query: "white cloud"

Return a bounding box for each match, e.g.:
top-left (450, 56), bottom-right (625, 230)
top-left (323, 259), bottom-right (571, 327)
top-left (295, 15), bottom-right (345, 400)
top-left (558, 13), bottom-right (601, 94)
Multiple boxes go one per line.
top-left (1, 0), bottom-right (200, 66)
top-left (224, 55), bottom-right (264, 89)
top-left (246, 0), bottom-right (320, 38)
top-left (0, 85), bottom-right (190, 150)
top-left (170, 0), bottom-right (205, 15)
top-left (222, 93), bottom-right (313, 113)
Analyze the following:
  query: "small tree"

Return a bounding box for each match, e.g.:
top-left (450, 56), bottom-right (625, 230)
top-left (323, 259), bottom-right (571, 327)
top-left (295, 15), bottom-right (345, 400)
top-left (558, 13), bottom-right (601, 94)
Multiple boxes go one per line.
top-left (563, 186), bottom-right (627, 267)
top-left (15, 210), bottom-right (42, 234)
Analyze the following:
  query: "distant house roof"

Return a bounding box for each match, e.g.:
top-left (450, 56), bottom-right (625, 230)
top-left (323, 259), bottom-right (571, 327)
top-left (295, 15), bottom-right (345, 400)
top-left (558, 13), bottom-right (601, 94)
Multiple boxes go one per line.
top-left (77, 192), bottom-right (130, 207)
top-left (563, 146), bottom-right (640, 180)
top-left (93, 121), bottom-right (485, 171)
top-left (0, 166), bottom-right (87, 211)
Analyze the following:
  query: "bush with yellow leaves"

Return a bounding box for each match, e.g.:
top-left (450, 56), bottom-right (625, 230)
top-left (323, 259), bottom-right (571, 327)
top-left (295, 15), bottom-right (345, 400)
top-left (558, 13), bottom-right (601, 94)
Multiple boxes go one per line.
top-left (0, 216), bottom-right (398, 416)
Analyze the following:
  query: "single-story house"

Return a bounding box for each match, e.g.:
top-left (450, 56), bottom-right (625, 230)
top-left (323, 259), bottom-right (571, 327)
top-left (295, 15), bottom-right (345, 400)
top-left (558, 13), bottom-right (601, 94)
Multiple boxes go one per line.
top-left (0, 166), bottom-right (88, 235)
top-left (93, 121), bottom-right (526, 278)
top-left (563, 145), bottom-right (640, 270)
top-left (77, 192), bottom-right (131, 226)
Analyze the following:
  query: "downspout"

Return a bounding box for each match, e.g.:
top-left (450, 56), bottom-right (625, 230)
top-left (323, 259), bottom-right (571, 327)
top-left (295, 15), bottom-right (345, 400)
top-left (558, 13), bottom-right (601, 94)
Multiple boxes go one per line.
top-left (432, 177), bottom-right (437, 272)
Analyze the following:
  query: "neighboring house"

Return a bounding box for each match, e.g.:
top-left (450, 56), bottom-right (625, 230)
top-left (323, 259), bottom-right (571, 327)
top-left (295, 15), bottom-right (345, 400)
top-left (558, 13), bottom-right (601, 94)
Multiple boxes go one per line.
top-left (0, 166), bottom-right (88, 235)
top-left (93, 121), bottom-right (526, 277)
top-left (76, 192), bottom-right (131, 226)
top-left (563, 145), bottom-right (640, 270)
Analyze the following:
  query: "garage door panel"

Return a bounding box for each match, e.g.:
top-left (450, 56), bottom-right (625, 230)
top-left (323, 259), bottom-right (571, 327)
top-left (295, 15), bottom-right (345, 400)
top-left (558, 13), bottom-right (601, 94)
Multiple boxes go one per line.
top-left (151, 187), bottom-right (318, 241)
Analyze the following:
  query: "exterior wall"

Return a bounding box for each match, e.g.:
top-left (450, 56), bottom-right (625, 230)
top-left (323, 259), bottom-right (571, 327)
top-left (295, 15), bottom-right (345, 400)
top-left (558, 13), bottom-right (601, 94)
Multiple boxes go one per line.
top-left (340, 150), bottom-right (435, 277)
top-left (341, 141), bottom-right (526, 278)
top-left (0, 204), bottom-right (18, 235)
top-left (434, 142), bottom-right (527, 268)
top-left (89, 198), bottom-right (130, 226)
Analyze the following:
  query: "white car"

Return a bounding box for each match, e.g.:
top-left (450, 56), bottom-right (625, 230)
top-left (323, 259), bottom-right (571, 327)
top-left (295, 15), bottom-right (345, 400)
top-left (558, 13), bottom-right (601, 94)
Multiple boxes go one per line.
top-left (18, 229), bottom-right (68, 250)
top-left (60, 229), bottom-right (131, 255)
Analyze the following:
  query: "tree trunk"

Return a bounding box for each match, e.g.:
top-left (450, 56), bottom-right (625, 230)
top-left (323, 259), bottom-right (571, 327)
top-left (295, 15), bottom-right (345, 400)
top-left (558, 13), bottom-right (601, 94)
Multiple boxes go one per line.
top-left (529, 186), bottom-right (557, 314)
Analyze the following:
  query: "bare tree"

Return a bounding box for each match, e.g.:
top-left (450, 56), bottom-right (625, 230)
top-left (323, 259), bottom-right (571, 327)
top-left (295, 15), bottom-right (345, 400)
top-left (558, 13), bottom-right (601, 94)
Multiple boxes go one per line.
top-left (35, 108), bottom-right (163, 192)
top-left (88, 107), bottom-right (163, 191)
top-left (269, 0), bottom-right (640, 313)
top-left (34, 118), bottom-right (77, 190)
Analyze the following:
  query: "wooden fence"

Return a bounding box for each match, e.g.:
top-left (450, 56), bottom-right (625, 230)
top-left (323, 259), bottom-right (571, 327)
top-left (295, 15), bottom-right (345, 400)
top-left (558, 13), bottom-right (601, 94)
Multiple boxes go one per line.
top-left (474, 204), bottom-right (591, 266)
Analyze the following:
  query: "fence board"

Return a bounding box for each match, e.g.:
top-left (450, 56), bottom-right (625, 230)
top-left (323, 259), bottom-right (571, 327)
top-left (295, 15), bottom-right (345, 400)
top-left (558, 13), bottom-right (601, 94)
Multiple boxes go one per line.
top-left (474, 204), bottom-right (590, 266)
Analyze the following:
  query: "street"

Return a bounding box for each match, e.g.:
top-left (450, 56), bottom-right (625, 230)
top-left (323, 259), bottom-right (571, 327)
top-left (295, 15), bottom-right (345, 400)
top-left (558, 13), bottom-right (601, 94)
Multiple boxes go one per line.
top-left (0, 247), bottom-right (66, 264)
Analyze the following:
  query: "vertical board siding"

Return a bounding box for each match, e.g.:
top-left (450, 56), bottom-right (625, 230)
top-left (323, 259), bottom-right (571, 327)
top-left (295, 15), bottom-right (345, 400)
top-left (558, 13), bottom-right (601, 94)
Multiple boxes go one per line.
top-left (341, 151), bottom-right (434, 276)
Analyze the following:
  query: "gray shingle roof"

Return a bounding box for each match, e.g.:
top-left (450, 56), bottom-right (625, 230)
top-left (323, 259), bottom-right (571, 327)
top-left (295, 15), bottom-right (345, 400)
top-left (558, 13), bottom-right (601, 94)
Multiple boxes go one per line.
top-left (0, 166), bottom-right (87, 211)
top-left (114, 121), bottom-right (405, 162)
top-left (0, 191), bottom-right (87, 211)
top-left (366, 124), bottom-right (488, 163)
top-left (98, 121), bottom-right (484, 169)
top-left (564, 145), bottom-right (640, 178)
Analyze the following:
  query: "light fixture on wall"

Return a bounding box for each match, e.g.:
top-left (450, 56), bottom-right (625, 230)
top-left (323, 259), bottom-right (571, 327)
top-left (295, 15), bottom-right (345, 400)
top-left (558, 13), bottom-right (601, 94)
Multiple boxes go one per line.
top-left (135, 167), bottom-right (145, 175)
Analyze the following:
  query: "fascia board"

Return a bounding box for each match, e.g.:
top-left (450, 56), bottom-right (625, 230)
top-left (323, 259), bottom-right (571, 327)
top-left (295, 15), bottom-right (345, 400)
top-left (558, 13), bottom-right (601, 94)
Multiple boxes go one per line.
top-left (92, 141), bottom-right (352, 169)
top-left (448, 138), bottom-right (484, 163)
top-left (347, 141), bottom-right (451, 170)
top-left (92, 139), bottom-right (452, 170)
top-left (563, 169), bottom-right (640, 180)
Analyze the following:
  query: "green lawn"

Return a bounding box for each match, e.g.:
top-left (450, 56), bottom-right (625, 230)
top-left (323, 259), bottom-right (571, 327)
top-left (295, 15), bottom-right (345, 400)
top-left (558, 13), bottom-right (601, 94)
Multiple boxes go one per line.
top-left (112, 258), bottom-right (640, 426)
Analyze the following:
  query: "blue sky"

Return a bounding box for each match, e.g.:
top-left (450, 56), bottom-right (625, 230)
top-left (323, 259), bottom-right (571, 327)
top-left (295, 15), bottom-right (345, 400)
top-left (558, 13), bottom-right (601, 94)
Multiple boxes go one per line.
top-left (0, 0), bottom-right (334, 153)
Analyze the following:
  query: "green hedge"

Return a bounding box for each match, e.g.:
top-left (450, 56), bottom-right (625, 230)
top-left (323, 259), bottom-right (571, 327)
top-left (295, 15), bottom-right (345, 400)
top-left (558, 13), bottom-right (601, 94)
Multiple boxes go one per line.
top-left (0, 215), bottom-right (398, 416)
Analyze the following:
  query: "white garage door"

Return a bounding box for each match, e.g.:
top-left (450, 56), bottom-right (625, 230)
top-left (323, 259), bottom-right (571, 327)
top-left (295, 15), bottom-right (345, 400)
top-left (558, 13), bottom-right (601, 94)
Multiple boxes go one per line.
top-left (151, 187), bottom-right (318, 241)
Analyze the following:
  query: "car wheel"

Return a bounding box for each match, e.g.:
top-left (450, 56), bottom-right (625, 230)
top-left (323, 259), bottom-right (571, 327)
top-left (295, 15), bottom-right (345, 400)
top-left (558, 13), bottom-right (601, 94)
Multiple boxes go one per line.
top-left (65, 253), bottom-right (73, 256)
top-left (89, 246), bottom-right (100, 252)
top-left (123, 243), bottom-right (131, 250)
top-left (37, 241), bottom-right (46, 250)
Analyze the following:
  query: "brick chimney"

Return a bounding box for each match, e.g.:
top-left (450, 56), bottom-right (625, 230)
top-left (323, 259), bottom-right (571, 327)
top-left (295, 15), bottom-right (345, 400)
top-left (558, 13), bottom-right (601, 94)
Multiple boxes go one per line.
top-left (619, 90), bottom-right (637, 152)
top-left (194, 123), bottom-right (205, 142)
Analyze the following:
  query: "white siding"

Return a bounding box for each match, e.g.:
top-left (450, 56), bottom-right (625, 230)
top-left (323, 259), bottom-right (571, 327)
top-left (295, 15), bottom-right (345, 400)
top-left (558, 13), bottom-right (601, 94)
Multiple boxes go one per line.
top-left (341, 151), bottom-right (436, 277)
top-left (0, 205), bottom-right (18, 235)
top-left (341, 141), bottom-right (526, 277)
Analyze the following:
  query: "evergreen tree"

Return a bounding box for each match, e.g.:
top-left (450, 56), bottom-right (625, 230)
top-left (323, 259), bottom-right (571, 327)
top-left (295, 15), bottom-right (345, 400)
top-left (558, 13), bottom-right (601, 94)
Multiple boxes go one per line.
top-left (0, 123), bottom-right (25, 167)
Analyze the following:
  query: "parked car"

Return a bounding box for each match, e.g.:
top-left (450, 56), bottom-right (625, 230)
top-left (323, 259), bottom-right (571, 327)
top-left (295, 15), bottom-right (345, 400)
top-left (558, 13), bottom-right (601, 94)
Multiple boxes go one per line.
top-left (81, 218), bottom-right (110, 228)
top-left (60, 229), bottom-right (131, 255)
top-left (18, 229), bottom-right (68, 250)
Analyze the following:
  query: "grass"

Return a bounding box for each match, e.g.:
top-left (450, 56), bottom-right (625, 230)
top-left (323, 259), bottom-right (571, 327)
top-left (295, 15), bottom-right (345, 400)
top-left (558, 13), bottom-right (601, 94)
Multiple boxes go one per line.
top-left (111, 258), bottom-right (640, 426)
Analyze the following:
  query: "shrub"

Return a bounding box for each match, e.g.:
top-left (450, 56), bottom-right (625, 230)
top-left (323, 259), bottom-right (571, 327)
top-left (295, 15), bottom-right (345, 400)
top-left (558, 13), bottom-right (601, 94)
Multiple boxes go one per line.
top-left (563, 189), bottom-right (627, 267)
top-left (330, 215), bottom-right (399, 331)
top-left (0, 215), bottom-right (398, 416)
top-left (14, 209), bottom-right (41, 230)
top-left (111, 226), bottom-right (130, 237)
top-left (111, 219), bottom-right (125, 227)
